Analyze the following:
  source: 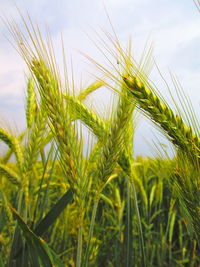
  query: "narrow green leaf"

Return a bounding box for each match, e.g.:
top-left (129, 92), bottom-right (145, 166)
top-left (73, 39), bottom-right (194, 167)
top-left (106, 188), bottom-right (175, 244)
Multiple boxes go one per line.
top-left (149, 184), bottom-right (156, 208)
top-left (10, 206), bottom-right (64, 267)
top-left (169, 212), bottom-right (176, 243)
top-left (34, 189), bottom-right (73, 235)
top-left (11, 189), bottom-right (73, 262)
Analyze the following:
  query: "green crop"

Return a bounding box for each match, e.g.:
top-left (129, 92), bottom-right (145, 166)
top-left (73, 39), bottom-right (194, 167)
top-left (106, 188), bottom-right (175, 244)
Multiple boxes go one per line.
top-left (0, 11), bottom-right (200, 267)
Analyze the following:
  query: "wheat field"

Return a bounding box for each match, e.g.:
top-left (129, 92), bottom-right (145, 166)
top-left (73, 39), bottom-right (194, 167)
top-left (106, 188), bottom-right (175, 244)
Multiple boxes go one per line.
top-left (0, 11), bottom-right (200, 267)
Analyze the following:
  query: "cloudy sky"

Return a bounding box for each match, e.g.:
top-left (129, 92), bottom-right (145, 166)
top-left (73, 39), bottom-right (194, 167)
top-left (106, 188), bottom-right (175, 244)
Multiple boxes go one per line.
top-left (0, 0), bottom-right (199, 156)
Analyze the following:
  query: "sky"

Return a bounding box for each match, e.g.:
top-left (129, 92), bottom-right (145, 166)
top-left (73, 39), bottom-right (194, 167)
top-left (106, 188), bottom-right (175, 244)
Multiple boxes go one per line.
top-left (0, 0), bottom-right (199, 156)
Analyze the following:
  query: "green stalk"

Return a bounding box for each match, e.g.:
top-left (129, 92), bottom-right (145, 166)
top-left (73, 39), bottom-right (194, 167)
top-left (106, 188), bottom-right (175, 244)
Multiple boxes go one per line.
top-left (7, 189), bottom-right (24, 266)
top-left (76, 220), bottom-right (83, 267)
top-left (126, 180), bottom-right (132, 267)
top-left (129, 178), bottom-right (146, 267)
top-left (83, 196), bottom-right (100, 267)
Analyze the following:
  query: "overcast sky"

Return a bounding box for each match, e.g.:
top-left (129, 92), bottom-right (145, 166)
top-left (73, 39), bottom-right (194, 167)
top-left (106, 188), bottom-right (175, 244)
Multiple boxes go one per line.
top-left (0, 0), bottom-right (199, 156)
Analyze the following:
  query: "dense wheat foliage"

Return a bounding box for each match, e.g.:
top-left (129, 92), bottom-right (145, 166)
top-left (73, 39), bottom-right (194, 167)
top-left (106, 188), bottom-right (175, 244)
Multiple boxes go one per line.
top-left (0, 14), bottom-right (200, 267)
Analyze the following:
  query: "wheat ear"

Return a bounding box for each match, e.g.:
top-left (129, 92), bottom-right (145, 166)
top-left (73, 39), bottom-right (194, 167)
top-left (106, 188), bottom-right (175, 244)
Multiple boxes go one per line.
top-left (65, 91), bottom-right (133, 174)
top-left (123, 75), bottom-right (200, 161)
top-left (77, 81), bottom-right (104, 101)
top-left (0, 128), bottom-right (23, 170)
top-left (173, 154), bottom-right (200, 243)
top-left (0, 163), bottom-right (21, 187)
top-left (22, 110), bottom-right (47, 175)
top-left (1, 131), bottom-right (25, 164)
top-left (26, 78), bottom-right (37, 128)
top-left (31, 58), bottom-right (87, 266)
top-left (31, 59), bottom-right (87, 199)
top-left (64, 94), bottom-right (108, 140)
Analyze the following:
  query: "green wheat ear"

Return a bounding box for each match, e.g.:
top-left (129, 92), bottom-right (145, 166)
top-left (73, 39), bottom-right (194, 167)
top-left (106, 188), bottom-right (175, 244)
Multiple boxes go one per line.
top-left (172, 152), bottom-right (200, 243)
top-left (123, 75), bottom-right (200, 161)
top-left (31, 59), bottom-right (87, 197)
top-left (30, 57), bottom-right (88, 267)
top-left (26, 78), bottom-right (37, 129)
top-left (64, 94), bottom-right (108, 140)
top-left (0, 128), bottom-right (23, 170)
top-left (1, 132), bottom-right (25, 164)
top-left (0, 163), bottom-right (21, 187)
top-left (77, 81), bottom-right (104, 101)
